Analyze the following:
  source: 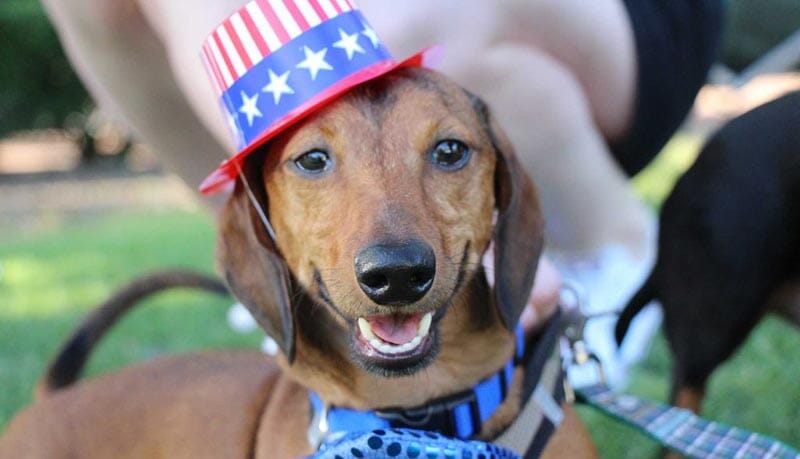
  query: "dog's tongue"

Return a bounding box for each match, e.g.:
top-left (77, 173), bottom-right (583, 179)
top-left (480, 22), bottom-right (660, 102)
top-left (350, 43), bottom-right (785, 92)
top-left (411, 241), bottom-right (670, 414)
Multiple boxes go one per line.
top-left (367, 313), bottom-right (422, 345)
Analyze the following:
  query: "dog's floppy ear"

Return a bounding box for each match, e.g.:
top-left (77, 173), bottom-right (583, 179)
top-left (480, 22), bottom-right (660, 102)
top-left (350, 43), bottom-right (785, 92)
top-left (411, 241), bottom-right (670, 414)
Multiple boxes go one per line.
top-left (474, 97), bottom-right (545, 330)
top-left (216, 155), bottom-right (296, 362)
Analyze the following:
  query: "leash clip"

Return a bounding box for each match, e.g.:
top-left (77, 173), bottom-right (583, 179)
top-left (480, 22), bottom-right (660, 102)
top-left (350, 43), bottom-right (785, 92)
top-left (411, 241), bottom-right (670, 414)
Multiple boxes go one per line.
top-left (559, 283), bottom-right (606, 400)
top-left (307, 402), bottom-right (330, 451)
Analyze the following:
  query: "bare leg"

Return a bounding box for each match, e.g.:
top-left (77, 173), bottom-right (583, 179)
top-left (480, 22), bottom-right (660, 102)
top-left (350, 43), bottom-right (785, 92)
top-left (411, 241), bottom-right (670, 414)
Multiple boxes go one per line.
top-left (477, 45), bottom-right (650, 256)
top-left (40, 0), bottom-right (232, 207)
top-left (133, 0), bottom-right (243, 152)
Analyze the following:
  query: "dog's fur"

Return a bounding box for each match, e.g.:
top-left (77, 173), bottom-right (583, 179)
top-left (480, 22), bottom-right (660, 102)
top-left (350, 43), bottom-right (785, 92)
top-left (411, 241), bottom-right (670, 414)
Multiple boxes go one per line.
top-left (1, 68), bottom-right (597, 458)
top-left (615, 91), bottom-right (800, 413)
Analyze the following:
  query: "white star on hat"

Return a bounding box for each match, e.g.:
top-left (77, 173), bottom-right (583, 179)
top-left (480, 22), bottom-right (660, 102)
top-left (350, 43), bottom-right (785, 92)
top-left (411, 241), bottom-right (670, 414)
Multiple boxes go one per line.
top-left (262, 69), bottom-right (295, 105)
top-left (333, 28), bottom-right (365, 60)
top-left (296, 46), bottom-right (333, 81)
top-left (361, 25), bottom-right (380, 48)
top-left (238, 90), bottom-right (262, 126)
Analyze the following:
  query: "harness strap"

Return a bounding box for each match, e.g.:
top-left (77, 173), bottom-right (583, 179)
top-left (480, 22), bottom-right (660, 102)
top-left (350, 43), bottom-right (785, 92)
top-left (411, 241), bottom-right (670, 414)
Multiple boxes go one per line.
top-left (493, 347), bottom-right (563, 457)
top-left (492, 309), bottom-right (566, 458)
top-left (577, 384), bottom-right (800, 459)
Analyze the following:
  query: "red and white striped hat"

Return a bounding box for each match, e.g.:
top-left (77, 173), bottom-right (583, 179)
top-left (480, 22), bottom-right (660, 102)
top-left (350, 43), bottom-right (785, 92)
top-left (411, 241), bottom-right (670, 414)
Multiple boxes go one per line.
top-left (199, 0), bottom-right (440, 194)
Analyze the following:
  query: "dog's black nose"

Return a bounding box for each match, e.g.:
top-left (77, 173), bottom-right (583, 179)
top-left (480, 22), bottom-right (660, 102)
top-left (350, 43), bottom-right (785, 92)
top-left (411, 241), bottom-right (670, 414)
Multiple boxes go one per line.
top-left (355, 240), bottom-right (436, 305)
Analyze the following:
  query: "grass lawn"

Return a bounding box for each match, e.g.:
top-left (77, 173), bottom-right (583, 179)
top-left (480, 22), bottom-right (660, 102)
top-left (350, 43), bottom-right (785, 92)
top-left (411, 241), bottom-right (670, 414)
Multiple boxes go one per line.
top-left (1, 138), bottom-right (799, 456)
top-left (0, 211), bottom-right (262, 433)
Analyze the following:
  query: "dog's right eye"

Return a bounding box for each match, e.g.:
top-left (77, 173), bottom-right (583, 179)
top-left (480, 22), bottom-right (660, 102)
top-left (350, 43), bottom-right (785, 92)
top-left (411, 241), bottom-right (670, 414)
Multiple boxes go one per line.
top-left (430, 139), bottom-right (472, 171)
top-left (294, 150), bottom-right (331, 174)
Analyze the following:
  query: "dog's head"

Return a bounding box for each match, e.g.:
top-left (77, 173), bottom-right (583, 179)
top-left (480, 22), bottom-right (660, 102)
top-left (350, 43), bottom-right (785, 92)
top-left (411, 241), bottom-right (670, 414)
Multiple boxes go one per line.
top-left (217, 68), bottom-right (543, 407)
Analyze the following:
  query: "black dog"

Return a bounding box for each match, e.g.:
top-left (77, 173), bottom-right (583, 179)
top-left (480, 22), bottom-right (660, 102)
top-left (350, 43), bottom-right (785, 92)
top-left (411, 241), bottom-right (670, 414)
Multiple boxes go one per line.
top-left (615, 91), bottom-right (800, 412)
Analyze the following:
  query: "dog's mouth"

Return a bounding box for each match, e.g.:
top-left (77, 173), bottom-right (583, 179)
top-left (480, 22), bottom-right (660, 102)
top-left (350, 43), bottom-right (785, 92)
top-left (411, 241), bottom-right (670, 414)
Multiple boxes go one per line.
top-left (312, 243), bottom-right (472, 376)
top-left (351, 311), bottom-right (438, 375)
top-left (356, 311), bottom-right (433, 355)
top-left (312, 269), bottom-right (439, 370)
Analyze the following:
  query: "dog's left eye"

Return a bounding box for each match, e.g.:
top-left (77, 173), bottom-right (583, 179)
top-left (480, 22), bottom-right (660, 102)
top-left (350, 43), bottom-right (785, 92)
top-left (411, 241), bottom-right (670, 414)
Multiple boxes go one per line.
top-left (430, 140), bottom-right (471, 170)
top-left (294, 150), bottom-right (331, 174)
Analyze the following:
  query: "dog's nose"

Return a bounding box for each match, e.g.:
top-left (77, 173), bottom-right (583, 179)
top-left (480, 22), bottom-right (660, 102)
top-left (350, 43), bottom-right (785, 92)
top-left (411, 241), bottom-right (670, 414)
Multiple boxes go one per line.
top-left (355, 240), bottom-right (436, 305)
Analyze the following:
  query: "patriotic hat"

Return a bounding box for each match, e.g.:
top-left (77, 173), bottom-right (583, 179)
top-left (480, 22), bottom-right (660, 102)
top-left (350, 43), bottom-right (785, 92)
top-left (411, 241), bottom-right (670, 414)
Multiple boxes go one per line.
top-left (199, 0), bottom-right (440, 194)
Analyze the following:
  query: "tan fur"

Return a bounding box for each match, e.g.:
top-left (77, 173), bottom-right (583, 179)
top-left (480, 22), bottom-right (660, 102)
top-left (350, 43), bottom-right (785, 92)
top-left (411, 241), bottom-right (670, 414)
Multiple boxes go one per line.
top-left (265, 74), bottom-right (496, 322)
top-left (285, 280), bottom-right (516, 409)
top-left (246, 70), bottom-right (518, 410)
top-left (0, 68), bottom-right (596, 458)
top-left (541, 405), bottom-right (599, 458)
top-left (674, 386), bottom-right (705, 414)
top-left (1, 352), bottom-right (294, 458)
top-left (770, 280), bottom-right (800, 326)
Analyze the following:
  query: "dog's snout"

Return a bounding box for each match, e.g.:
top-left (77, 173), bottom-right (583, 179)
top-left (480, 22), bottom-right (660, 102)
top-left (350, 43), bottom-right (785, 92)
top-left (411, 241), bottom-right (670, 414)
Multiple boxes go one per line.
top-left (355, 240), bottom-right (435, 305)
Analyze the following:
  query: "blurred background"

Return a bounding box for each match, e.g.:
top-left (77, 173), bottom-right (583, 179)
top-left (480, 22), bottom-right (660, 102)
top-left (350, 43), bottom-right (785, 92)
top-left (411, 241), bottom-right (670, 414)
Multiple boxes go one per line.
top-left (0, 0), bottom-right (799, 457)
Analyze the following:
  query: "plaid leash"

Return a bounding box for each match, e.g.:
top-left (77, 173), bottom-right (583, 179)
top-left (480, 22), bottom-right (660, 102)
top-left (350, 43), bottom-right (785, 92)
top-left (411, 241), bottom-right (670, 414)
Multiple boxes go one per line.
top-left (576, 383), bottom-right (800, 459)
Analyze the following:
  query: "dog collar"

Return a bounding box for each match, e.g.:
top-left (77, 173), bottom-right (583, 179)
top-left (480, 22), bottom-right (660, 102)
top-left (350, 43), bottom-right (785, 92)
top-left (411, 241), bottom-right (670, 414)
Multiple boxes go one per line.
top-left (307, 327), bottom-right (524, 448)
top-left (307, 315), bottom-right (565, 457)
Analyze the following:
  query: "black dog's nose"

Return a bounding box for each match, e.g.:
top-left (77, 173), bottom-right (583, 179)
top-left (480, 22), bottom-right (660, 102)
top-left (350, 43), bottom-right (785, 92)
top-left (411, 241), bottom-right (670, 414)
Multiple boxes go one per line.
top-left (355, 240), bottom-right (436, 305)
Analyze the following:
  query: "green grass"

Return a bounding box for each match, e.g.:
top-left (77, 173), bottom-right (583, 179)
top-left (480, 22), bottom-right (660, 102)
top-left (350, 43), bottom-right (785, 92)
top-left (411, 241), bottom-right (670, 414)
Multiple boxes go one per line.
top-left (1, 145), bottom-right (799, 456)
top-left (0, 211), bottom-right (262, 428)
top-left (579, 321), bottom-right (800, 457)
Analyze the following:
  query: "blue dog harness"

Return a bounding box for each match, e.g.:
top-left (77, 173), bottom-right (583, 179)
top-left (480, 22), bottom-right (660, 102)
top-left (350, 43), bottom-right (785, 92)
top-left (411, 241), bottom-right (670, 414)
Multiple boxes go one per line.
top-left (310, 428), bottom-right (521, 458)
top-left (306, 314), bottom-right (567, 458)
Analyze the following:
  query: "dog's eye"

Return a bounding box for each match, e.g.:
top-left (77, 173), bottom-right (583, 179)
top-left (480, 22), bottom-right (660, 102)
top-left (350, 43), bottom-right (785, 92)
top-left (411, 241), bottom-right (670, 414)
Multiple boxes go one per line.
top-left (294, 150), bottom-right (331, 174)
top-left (430, 140), bottom-right (471, 170)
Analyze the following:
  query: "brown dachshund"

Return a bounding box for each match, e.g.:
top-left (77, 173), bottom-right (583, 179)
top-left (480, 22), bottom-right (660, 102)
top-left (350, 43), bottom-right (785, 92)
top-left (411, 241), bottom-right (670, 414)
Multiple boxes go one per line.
top-left (0, 68), bottom-right (597, 458)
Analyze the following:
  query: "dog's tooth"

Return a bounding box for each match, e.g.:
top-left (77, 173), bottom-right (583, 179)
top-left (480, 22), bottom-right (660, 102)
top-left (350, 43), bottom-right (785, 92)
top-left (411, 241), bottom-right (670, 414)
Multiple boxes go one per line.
top-left (403, 336), bottom-right (421, 352)
top-left (358, 318), bottom-right (377, 340)
top-left (380, 341), bottom-right (401, 355)
top-left (394, 336), bottom-right (420, 354)
top-left (366, 320), bottom-right (433, 354)
top-left (417, 312), bottom-right (432, 337)
top-left (371, 339), bottom-right (396, 355)
top-left (378, 339), bottom-right (424, 354)
top-left (397, 340), bottom-right (412, 353)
